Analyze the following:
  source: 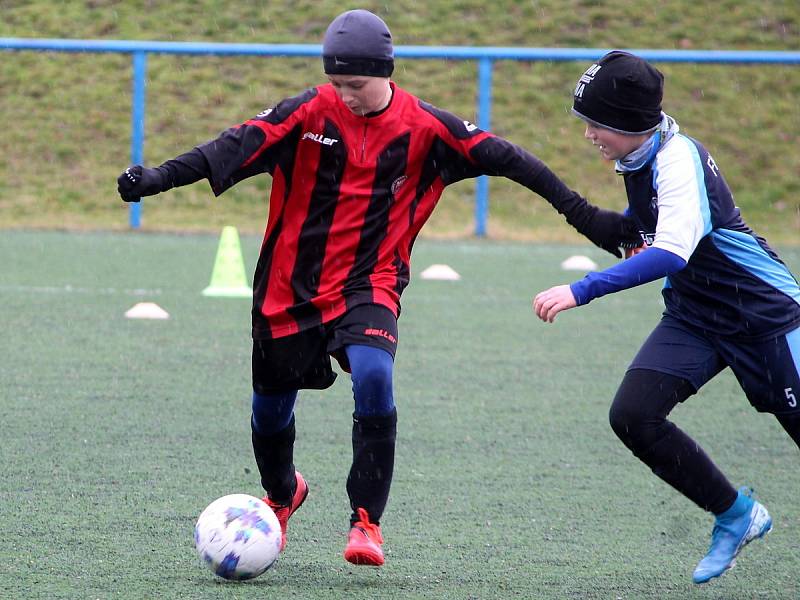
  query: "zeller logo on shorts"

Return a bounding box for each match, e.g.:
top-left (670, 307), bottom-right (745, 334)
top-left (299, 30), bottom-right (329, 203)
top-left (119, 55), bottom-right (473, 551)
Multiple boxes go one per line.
top-left (303, 131), bottom-right (339, 146)
top-left (364, 328), bottom-right (397, 344)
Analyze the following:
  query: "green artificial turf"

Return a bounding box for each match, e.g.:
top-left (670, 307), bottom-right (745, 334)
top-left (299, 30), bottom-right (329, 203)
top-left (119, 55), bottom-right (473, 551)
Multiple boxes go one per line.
top-left (2, 231), bottom-right (799, 599)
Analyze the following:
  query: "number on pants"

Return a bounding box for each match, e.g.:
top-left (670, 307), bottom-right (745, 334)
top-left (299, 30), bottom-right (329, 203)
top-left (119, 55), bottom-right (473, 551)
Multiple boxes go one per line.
top-left (786, 387), bottom-right (797, 408)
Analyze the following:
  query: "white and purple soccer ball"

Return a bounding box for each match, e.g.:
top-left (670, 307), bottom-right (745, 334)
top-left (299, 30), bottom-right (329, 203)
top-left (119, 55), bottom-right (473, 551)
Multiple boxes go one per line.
top-left (194, 493), bottom-right (281, 580)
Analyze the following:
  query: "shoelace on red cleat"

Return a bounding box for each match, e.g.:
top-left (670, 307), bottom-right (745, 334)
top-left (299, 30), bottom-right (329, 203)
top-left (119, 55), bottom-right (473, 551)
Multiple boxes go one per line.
top-left (352, 507), bottom-right (383, 543)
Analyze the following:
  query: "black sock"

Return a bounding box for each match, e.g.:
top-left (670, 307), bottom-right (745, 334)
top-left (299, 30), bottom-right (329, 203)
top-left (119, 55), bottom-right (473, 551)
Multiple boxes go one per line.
top-left (251, 415), bottom-right (296, 504)
top-left (347, 409), bottom-right (397, 525)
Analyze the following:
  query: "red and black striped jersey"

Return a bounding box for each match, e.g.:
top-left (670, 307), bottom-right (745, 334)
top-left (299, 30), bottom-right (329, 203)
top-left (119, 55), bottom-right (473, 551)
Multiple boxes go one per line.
top-left (194, 82), bottom-right (586, 339)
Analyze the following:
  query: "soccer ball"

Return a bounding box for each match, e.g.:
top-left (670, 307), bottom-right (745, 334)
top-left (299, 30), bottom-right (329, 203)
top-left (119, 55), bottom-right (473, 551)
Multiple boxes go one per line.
top-left (194, 493), bottom-right (282, 580)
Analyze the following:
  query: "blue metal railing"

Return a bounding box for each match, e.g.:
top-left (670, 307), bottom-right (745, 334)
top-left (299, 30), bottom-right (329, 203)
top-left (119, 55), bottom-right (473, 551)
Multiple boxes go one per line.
top-left (3, 38), bottom-right (799, 233)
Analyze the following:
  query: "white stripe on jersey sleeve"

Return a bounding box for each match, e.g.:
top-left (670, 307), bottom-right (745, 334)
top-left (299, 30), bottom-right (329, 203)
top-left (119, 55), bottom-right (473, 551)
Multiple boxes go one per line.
top-left (651, 135), bottom-right (711, 262)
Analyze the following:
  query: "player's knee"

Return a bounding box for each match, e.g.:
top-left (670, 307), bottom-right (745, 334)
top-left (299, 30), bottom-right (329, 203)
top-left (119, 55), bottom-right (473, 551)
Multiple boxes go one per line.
top-left (252, 390), bottom-right (297, 435)
top-left (353, 365), bottom-right (394, 416)
top-left (608, 380), bottom-right (658, 450)
top-left (609, 401), bottom-right (668, 457)
top-left (609, 369), bottom-right (694, 447)
top-left (354, 359), bottom-right (392, 390)
top-left (348, 347), bottom-right (394, 416)
top-left (608, 396), bottom-right (641, 441)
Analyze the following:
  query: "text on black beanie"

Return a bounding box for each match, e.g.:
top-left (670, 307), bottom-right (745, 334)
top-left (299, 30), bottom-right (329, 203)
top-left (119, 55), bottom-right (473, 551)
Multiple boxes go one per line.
top-left (322, 10), bottom-right (394, 78)
top-left (572, 51), bottom-right (664, 134)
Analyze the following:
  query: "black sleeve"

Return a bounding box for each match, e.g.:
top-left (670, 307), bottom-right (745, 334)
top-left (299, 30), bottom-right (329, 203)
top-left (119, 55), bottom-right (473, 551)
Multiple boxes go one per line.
top-left (194, 124), bottom-right (271, 196)
top-left (417, 101), bottom-right (489, 184)
top-left (154, 148), bottom-right (212, 191)
top-left (418, 99), bottom-right (594, 222)
top-left (416, 103), bottom-right (638, 255)
top-left (195, 88), bottom-right (318, 195)
top-left (469, 136), bottom-right (595, 227)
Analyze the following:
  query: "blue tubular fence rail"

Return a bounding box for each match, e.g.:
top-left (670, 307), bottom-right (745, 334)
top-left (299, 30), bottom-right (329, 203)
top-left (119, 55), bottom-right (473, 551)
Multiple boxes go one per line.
top-left (2, 39), bottom-right (799, 234)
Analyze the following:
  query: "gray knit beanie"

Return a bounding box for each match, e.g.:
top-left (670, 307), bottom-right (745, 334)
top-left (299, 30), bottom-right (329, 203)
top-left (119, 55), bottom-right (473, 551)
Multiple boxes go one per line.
top-left (322, 9), bottom-right (394, 77)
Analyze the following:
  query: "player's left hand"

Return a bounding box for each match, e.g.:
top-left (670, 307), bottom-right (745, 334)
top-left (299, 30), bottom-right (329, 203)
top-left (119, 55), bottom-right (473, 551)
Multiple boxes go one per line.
top-left (533, 285), bottom-right (577, 323)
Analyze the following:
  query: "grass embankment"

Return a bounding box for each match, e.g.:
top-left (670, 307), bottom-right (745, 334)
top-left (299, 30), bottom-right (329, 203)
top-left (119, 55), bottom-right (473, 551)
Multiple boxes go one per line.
top-left (1, 1), bottom-right (798, 242)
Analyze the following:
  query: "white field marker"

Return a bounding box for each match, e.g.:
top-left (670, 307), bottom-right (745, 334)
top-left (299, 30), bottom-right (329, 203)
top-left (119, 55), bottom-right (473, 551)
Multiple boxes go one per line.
top-left (125, 302), bottom-right (170, 320)
top-left (560, 255), bottom-right (598, 271)
top-left (420, 264), bottom-right (461, 281)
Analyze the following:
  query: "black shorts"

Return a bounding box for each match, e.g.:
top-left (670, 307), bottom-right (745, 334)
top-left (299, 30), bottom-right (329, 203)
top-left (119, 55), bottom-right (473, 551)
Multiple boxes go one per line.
top-left (252, 303), bottom-right (398, 394)
top-left (629, 315), bottom-right (800, 415)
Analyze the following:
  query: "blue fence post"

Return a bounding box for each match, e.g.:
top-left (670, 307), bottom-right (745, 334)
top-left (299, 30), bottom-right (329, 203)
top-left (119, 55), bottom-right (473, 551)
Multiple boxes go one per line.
top-left (474, 56), bottom-right (493, 237)
top-left (129, 50), bottom-right (147, 229)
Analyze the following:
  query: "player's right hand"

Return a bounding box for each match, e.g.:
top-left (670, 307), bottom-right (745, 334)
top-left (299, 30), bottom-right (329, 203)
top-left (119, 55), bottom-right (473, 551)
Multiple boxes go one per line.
top-left (117, 165), bottom-right (164, 202)
top-left (533, 284), bottom-right (577, 323)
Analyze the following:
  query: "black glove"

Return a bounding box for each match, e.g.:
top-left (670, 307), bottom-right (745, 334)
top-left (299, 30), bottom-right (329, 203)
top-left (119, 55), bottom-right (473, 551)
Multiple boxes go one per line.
top-left (117, 165), bottom-right (166, 202)
top-left (579, 207), bottom-right (644, 258)
top-left (555, 190), bottom-right (643, 259)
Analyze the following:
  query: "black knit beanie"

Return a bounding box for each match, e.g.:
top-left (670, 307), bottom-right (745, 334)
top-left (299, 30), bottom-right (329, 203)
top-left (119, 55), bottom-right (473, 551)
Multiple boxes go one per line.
top-left (322, 10), bottom-right (394, 77)
top-left (572, 51), bottom-right (664, 134)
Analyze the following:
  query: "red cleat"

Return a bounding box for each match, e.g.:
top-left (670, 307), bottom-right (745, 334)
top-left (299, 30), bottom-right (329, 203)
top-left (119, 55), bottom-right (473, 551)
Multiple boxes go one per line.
top-left (263, 471), bottom-right (308, 551)
top-left (343, 507), bottom-right (384, 566)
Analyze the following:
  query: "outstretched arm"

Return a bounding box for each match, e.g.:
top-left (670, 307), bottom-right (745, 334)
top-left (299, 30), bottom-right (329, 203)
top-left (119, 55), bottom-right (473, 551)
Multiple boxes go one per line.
top-left (468, 137), bottom-right (643, 257)
top-left (533, 246), bottom-right (687, 322)
top-left (117, 150), bottom-right (211, 202)
top-left (417, 104), bottom-right (642, 257)
top-left (117, 88), bottom-right (318, 203)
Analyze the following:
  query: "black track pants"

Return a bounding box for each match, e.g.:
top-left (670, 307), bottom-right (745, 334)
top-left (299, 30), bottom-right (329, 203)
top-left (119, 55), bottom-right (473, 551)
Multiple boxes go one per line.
top-left (609, 369), bottom-right (737, 514)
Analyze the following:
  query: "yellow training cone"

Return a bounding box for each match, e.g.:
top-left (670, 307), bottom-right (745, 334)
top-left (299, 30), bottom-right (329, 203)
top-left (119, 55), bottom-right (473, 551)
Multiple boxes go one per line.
top-left (202, 226), bottom-right (253, 298)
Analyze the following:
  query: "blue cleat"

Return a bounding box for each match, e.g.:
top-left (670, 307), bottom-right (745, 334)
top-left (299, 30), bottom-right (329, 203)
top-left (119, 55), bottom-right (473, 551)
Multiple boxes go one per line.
top-left (692, 487), bottom-right (772, 584)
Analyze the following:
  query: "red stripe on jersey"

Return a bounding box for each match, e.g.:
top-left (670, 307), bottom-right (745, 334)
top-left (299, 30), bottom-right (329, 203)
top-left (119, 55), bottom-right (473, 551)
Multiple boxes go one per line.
top-left (259, 131), bottom-right (324, 337)
top-left (313, 175), bottom-right (372, 322)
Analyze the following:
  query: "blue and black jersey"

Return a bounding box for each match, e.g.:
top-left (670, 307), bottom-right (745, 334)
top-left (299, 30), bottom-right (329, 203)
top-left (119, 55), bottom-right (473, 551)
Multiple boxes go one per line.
top-left (571, 119), bottom-right (800, 340)
top-left (625, 132), bottom-right (800, 339)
